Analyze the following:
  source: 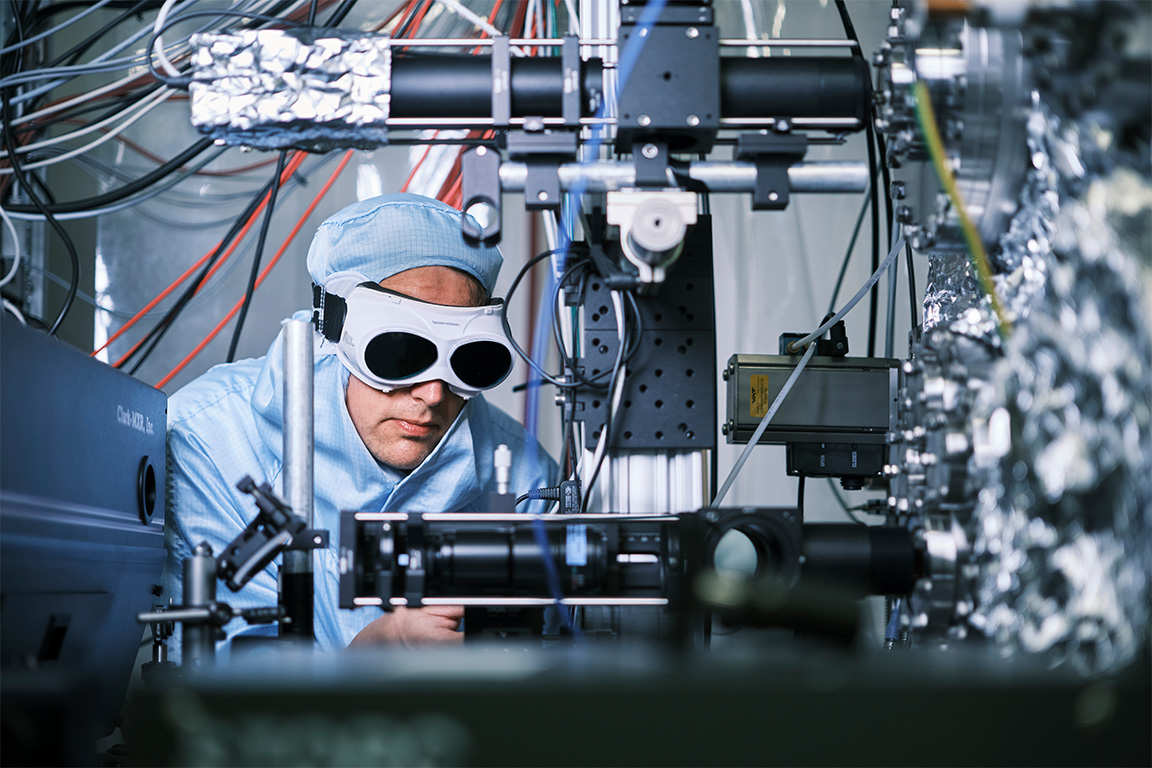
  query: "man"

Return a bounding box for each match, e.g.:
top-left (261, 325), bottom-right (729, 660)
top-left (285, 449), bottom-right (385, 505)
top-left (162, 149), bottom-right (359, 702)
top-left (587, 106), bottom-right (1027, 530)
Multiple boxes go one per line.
top-left (163, 193), bottom-right (558, 656)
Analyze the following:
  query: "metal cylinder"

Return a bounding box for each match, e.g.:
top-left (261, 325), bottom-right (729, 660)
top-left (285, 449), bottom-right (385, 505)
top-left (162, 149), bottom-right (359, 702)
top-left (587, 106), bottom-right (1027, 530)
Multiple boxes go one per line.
top-left (800, 523), bottom-right (919, 596)
top-left (390, 54), bottom-right (606, 118)
top-left (182, 543), bottom-right (216, 669)
top-left (386, 54), bottom-right (864, 122)
top-left (719, 57), bottom-right (869, 121)
top-left (499, 160), bottom-right (868, 194)
top-left (281, 318), bottom-right (314, 639)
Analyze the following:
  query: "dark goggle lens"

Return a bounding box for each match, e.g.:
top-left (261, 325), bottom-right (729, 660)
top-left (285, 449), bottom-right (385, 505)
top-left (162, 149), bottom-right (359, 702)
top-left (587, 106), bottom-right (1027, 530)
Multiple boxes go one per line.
top-left (450, 341), bottom-right (513, 389)
top-left (364, 332), bottom-right (437, 380)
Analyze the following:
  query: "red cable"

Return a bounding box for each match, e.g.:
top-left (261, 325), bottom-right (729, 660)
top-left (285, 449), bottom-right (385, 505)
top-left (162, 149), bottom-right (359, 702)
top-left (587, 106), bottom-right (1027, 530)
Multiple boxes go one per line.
top-left (156, 151), bottom-right (355, 389)
top-left (94, 151), bottom-right (305, 359)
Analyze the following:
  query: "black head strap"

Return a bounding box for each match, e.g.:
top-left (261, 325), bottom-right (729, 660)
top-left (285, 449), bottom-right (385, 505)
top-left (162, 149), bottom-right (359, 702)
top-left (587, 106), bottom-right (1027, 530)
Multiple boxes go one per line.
top-left (311, 283), bottom-right (347, 342)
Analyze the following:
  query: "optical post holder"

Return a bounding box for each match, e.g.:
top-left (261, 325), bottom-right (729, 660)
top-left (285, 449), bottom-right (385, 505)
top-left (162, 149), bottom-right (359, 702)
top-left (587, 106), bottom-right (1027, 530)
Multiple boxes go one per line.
top-left (136, 478), bottom-right (327, 668)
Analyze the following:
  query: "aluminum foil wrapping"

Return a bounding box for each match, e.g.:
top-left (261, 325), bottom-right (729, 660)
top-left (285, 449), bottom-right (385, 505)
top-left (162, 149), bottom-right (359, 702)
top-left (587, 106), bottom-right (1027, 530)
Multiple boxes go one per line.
top-left (926, 106), bottom-right (1152, 672)
top-left (188, 29), bottom-right (391, 152)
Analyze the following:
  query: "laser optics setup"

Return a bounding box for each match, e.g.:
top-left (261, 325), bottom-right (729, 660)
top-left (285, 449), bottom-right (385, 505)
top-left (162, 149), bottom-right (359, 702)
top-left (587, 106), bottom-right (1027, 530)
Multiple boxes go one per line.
top-left (2, 1), bottom-right (1149, 765)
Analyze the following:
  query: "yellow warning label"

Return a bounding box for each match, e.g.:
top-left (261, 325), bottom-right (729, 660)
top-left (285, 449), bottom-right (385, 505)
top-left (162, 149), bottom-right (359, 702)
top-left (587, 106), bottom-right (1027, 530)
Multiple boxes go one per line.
top-left (750, 374), bottom-right (770, 418)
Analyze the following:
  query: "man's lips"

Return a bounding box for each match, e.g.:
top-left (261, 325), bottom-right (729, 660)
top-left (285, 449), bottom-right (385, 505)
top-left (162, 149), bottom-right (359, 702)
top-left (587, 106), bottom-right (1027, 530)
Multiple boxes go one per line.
top-left (392, 418), bottom-right (439, 437)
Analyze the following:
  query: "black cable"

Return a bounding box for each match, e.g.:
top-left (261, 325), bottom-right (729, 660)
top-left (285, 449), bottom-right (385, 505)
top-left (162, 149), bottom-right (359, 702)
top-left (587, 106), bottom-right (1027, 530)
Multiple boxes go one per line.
top-left (834, 0), bottom-right (883, 358)
top-left (323, 0), bottom-right (359, 27)
top-left (307, 0), bottom-right (320, 26)
top-left (501, 247), bottom-right (591, 389)
top-left (121, 174), bottom-right (280, 372)
top-left (147, 9), bottom-right (304, 88)
top-left (1, 92), bottom-right (79, 337)
top-left (580, 357), bottom-right (623, 512)
top-left (581, 292), bottom-right (632, 512)
top-left (797, 474), bottom-right (806, 519)
top-left (226, 150), bottom-right (287, 362)
top-left (8, 87), bottom-right (158, 140)
top-left (47, 0), bottom-right (161, 69)
top-left (827, 184), bottom-right (872, 315)
top-left (905, 244), bottom-right (918, 330)
top-left (2, 138), bottom-right (213, 213)
top-left (826, 478), bottom-right (866, 526)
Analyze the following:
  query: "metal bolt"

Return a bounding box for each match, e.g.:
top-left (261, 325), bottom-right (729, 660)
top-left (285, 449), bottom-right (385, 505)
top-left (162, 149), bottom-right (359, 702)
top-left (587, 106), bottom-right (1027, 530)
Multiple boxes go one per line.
top-left (313, 535), bottom-right (323, 546)
top-left (475, 146), bottom-right (487, 156)
top-left (537, 190), bottom-right (549, 201)
top-left (637, 114), bottom-right (651, 127)
top-left (668, 556), bottom-right (679, 568)
top-left (686, 27), bottom-right (699, 38)
top-left (721, 422), bottom-right (729, 435)
top-left (686, 114), bottom-right (700, 127)
top-left (768, 191), bottom-right (779, 202)
top-left (641, 142), bottom-right (659, 159)
top-left (776, 118), bottom-right (791, 133)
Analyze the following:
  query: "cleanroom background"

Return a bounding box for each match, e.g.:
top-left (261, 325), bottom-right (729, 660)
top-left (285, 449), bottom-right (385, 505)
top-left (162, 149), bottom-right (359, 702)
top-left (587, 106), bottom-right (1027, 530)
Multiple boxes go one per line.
top-left (6, 0), bottom-right (905, 524)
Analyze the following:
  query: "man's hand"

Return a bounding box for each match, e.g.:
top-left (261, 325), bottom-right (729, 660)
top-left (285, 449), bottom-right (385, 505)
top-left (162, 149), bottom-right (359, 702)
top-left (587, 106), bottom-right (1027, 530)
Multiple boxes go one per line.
top-left (347, 605), bottom-right (464, 648)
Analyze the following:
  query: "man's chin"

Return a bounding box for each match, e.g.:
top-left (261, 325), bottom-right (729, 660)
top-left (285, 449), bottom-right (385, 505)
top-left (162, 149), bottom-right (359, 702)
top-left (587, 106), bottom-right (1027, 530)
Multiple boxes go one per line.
top-left (371, 436), bottom-right (437, 472)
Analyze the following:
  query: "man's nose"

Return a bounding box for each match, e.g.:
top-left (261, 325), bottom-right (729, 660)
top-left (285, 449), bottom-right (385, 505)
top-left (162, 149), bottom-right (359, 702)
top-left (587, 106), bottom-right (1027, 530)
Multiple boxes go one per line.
top-left (409, 379), bottom-right (449, 405)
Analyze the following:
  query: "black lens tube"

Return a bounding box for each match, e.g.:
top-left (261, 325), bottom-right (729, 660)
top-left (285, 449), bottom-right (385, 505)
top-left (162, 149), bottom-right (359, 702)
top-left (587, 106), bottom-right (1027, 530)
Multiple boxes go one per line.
top-left (386, 54), bottom-right (865, 122)
top-left (800, 523), bottom-right (919, 596)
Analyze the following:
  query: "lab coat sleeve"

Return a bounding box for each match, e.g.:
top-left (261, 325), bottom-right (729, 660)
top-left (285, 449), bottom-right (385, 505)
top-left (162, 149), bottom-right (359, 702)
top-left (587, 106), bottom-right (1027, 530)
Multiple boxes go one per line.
top-left (163, 410), bottom-right (283, 662)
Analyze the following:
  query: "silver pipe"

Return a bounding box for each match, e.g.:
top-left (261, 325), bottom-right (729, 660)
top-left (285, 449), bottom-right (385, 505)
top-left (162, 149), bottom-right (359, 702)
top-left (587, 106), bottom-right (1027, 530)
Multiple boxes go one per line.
top-left (719, 38), bottom-right (859, 48)
top-left (499, 160), bottom-right (868, 194)
top-left (282, 318), bottom-right (314, 572)
top-left (182, 543), bottom-right (216, 668)
top-left (385, 37), bottom-right (617, 47)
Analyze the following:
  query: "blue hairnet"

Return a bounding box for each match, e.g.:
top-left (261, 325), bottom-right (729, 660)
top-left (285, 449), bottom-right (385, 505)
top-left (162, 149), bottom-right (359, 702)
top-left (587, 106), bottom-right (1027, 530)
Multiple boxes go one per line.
top-left (306, 193), bottom-right (502, 296)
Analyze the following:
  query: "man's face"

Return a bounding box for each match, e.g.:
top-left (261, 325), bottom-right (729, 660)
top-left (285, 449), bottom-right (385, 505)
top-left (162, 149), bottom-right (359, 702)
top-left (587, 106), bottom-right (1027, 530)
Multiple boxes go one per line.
top-left (345, 266), bottom-right (484, 472)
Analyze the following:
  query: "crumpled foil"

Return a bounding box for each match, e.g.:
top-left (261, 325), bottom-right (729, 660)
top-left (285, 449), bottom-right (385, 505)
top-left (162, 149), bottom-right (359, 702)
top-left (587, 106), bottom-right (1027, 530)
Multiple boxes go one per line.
top-left (924, 104), bottom-right (1152, 673)
top-left (188, 29), bottom-right (391, 152)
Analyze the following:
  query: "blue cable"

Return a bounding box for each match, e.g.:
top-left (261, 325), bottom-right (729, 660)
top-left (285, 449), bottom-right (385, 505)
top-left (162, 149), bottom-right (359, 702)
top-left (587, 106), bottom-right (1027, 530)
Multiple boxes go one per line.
top-left (520, 0), bottom-right (668, 637)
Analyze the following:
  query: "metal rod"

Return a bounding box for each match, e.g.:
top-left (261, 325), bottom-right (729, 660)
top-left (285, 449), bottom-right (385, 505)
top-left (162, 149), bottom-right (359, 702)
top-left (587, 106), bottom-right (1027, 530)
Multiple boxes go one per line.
top-left (719, 38), bottom-right (859, 48)
top-left (182, 543), bottom-right (216, 669)
top-left (385, 117), bottom-right (614, 127)
top-left (387, 37), bottom-right (616, 47)
top-left (281, 318), bottom-right (314, 639)
top-left (366, 597), bottom-right (671, 607)
top-left (718, 117), bottom-right (862, 128)
top-left (499, 160), bottom-right (868, 194)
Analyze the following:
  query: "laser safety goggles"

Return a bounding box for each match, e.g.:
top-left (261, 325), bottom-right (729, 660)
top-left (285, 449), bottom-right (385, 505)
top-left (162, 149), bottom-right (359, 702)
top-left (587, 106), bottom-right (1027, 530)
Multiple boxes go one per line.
top-left (312, 281), bottom-right (515, 399)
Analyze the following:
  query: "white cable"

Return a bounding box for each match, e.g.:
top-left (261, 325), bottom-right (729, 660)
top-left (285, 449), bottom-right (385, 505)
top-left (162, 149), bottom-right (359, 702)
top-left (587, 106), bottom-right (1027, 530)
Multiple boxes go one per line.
top-left (12, 71), bottom-right (141, 128)
top-left (582, 291), bottom-right (628, 510)
top-left (711, 341), bottom-right (817, 507)
top-left (433, 0), bottom-right (525, 55)
top-left (2, 298), bottom-right (27, 325)
top-left (0, 89), bottom-right (175, 175)
top-left (787, 232), bottom-right (906, 353)
top-left (0, 205), bottom-right (23, 288)
top-left (739, 0), bottom-right (761, 58)
top-left (0, 0), bottom-right (116, 56)
top-left (563, 0), bottom-right (580, 34)
top-left (526, 0), bottom-right (537, 41)
top-left (153, 0), bottom-right (184, 78)
top-left (1, 87), bottom-right (174, 159)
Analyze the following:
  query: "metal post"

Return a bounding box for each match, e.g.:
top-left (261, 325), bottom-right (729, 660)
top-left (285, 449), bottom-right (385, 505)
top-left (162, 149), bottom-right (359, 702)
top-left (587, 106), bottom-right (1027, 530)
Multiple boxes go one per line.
top-left (281, 318), bottom-right (315, 639)
top-left (499, 160), bottom-right (869, 195)
top-left (182, 543), bottom-right (216, 668)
